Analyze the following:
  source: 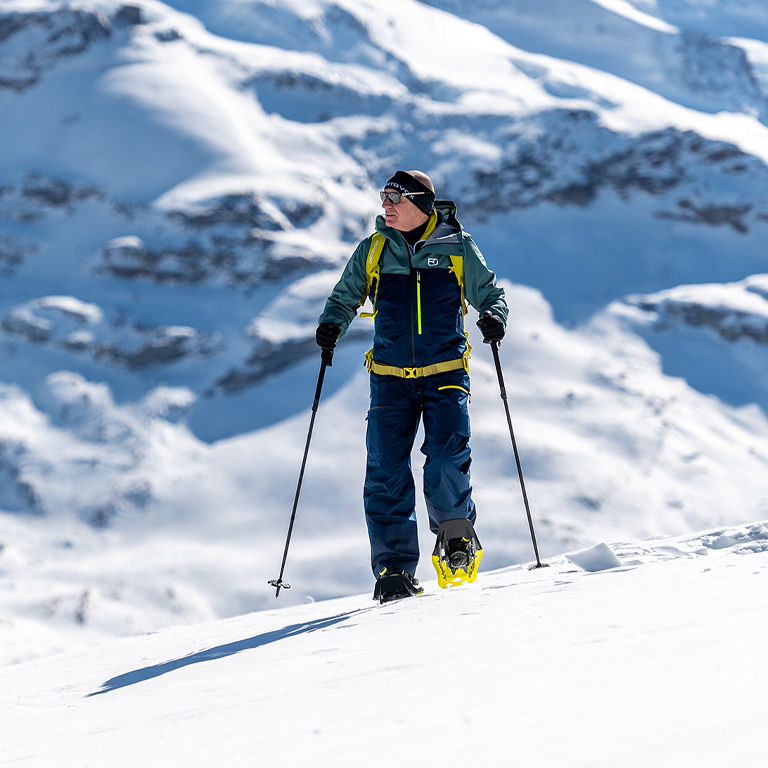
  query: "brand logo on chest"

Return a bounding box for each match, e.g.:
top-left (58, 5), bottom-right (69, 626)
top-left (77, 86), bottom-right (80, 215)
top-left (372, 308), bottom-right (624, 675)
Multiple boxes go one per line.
top-left (427, 257), bottom-right (438, 267)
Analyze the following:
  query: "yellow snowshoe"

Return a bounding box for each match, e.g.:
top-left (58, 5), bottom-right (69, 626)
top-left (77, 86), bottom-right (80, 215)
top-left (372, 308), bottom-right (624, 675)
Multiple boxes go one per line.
top-left (431, 519), bottom-right (483, 588)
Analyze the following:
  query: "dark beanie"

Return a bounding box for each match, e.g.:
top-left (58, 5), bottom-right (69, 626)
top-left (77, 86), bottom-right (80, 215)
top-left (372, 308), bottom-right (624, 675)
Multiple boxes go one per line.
top-left (384, 170), bottom-right (436, 215)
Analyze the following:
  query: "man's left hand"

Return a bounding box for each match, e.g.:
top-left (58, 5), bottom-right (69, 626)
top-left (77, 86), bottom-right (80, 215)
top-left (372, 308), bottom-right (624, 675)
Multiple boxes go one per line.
top-left (477, 311), bottom-right (505, 343)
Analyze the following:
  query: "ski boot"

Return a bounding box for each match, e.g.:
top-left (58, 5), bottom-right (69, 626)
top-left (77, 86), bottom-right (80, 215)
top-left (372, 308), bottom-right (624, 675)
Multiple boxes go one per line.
top-left (431, 519), bottom-right (483, 588)
top-left (373, 567), bottom-right (424, 604)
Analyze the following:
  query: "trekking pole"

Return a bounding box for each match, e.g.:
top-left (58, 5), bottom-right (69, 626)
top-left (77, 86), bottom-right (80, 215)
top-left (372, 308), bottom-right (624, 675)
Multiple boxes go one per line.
top-left (268, 347), bottom-right (334, 597)
top-left (489, 339), bottom-right (548, 569)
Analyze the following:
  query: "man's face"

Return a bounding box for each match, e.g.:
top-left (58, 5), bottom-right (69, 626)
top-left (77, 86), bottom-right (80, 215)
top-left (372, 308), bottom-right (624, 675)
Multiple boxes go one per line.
top-left (382, 187), bottom-right (429, 232)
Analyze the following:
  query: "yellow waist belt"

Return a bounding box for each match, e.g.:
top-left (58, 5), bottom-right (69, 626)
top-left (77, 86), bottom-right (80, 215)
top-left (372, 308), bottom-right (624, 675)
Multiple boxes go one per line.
top-left (365, 349), bottom-right (469, 379)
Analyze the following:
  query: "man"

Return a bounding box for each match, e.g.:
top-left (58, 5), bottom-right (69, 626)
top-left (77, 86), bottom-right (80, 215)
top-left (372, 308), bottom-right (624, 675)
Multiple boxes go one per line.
top-left (316, 170), bottom-right (508, 603)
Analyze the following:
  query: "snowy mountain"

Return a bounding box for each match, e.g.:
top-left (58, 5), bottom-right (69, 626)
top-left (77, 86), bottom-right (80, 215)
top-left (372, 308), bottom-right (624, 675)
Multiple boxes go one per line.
top-left (3, 522), bottom-right (768, 766)
top-left (2, 0), bottom-right (768, 664)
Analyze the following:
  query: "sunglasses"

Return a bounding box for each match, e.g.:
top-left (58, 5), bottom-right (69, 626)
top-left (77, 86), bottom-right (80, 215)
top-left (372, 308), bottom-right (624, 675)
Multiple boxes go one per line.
top-left (380, 190), bottom-right (429, 205)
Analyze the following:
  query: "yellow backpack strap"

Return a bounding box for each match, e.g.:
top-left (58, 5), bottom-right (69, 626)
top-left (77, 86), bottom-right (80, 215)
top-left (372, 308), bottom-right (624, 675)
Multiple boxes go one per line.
top-left (448, 255), bottom-right (466, 315)
top-left (360, 233), bottom-right (385, 320)
top-left (448, 254), bottom-right (471, 368)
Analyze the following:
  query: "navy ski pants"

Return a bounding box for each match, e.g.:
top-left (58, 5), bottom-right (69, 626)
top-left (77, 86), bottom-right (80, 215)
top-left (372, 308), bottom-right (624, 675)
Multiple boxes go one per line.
top-left (364, 370), bottom-right (477, 577)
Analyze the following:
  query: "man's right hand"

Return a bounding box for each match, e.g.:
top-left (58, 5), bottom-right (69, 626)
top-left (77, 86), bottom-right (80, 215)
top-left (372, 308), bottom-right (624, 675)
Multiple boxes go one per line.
top-left (316, 322), bottom-right (340, 350)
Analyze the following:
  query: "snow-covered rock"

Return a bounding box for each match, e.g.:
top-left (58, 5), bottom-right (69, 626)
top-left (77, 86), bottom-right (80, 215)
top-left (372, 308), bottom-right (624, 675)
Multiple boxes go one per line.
top-left (0, 7), bottom-right (111, 92)
top-left (628, 275), bottom-right (768, 343)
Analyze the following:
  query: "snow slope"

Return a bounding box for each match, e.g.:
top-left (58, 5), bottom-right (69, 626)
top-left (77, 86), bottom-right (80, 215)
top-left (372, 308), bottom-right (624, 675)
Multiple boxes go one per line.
top-left (3, 522), bottom-right (768, 767)
top-left (3, 0), bottom-right (768, 666)
top-left (424, 0), bottom-right (768, 119)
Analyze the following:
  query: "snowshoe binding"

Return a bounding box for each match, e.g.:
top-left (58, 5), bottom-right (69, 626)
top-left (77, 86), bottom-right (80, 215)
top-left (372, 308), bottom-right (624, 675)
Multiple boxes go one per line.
top-left (431, 519), bottom-right (483, 588)
top-left (373, 567), bottom-right (424, 604)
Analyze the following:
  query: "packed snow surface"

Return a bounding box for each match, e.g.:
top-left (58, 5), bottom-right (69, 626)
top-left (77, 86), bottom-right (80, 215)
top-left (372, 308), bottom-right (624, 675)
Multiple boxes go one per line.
top-left (2, 521), bottom-right (767, 767)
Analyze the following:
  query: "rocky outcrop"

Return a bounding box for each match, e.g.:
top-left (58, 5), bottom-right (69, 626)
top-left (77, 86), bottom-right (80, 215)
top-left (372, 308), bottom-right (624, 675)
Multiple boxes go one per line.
top-left (628, 276), bottom-right (768, 344)
top-left (167, 193), bottom-right (289, 232)
top-left (0, 176), bottom-right (103, 222)
top-left (97, 188), bottom-right (338, 287)
top-left (655, 200), bottom-right (752, 234)
top-left (672, 30), bottom-right (765, 113)
top-left (1, 295), bottom-right (223, 369)
top-left (0, 439), bottom-right (43, 515)
top-left (213, 336), bottom-right (319, 394)
top-left (458, 115), bottom-right (768, 233)
top-left (94, 326), bottom-right (223, 370)
top-left (0, 236), bottom-right (35, 277)
top-left (0, 8), bottom-right (111, 92)
top-left (99, 237), bottom-right (222, 286)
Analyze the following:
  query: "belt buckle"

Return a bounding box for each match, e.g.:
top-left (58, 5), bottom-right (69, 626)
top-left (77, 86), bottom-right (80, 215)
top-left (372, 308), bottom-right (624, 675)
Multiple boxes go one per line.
top-left (403, 367), bottom-right (418, 379)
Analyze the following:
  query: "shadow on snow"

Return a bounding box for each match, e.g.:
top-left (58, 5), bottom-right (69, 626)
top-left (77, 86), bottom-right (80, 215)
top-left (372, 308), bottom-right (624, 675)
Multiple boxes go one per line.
top-left (87, 610), bottom-right (365, 697)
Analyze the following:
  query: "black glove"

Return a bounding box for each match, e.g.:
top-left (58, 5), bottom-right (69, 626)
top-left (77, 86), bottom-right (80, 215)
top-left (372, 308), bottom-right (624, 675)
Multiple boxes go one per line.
top-left (477, 311), bottom-right (505, 343)
top-left (316, 322), bottom-right (340, 350)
